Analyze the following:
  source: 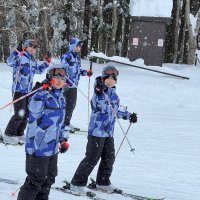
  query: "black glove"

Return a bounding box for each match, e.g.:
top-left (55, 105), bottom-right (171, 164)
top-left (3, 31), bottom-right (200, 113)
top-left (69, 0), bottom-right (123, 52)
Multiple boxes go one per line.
top-left (16, 41), bottom-right (23, 52)
top-left (59, 141), bottom-right (70, 153)
top-left (129, 113), bottom-right (137, 124)
top-left (44, 51), bottom-right (52, 64)
top-left (41, 79), bottom-right (52, 90)
top-left (87, 69), bottom-right (93, 77)
top-left (94, 77), bottom-right (106, 95)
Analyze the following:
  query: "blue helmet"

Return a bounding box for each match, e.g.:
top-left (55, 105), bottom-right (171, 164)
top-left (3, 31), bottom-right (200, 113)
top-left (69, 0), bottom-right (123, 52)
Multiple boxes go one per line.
top-left (23, 39), bottom-right (38, 48)
top-left (69, 38), bottom-right (83, 52)
top-left (102, 66), bottom-right (119, 81)
top-left (46, 64), bottom-right (67, 81)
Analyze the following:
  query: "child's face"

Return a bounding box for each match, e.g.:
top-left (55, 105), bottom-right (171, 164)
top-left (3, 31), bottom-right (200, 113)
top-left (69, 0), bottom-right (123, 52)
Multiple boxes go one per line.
top-left (74, 45), bottom-right (81, 53)
top-left (26, 46), bottom-right (37, 55)
top-left (104, 76), bottom-right (116, 88)
top-left (52, 77), bottom-right (65, 89)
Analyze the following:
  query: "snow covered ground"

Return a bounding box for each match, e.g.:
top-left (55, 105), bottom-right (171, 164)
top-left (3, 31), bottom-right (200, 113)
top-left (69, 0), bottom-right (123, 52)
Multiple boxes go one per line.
top-left (0, 59), bottom-right (200, 200)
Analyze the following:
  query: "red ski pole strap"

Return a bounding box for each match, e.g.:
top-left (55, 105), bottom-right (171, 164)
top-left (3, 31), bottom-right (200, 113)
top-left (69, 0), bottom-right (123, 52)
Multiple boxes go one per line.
top-left (0, 86), bottom-right (43, 111)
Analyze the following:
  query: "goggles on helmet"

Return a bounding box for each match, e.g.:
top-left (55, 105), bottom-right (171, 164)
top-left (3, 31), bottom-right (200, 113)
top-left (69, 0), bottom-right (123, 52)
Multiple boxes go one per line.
top-left (28, 40), bottom-right (38, 49)
top-left (50, 69), bottom-right (67, 80)
top-left (104, 68), bottom-right (119, 76)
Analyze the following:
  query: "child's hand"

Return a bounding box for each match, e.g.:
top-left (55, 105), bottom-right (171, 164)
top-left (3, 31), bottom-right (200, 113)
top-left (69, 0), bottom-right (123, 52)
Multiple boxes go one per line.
top-left (59, 141), bottom-right (70, 153)
top-left (41, 79), bottom-right (52, 90)
top-left (87, 69), bottom-right (93, 77)
top-left (94, 77), bottom-right (106, 95)
top-left (129, 113), bottom-right (137, 123)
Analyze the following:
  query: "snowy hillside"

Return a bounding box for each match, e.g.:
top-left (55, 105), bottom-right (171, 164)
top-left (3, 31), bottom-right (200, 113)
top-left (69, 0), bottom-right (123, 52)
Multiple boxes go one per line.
top-left (0, 59), bottom-right (200, 200)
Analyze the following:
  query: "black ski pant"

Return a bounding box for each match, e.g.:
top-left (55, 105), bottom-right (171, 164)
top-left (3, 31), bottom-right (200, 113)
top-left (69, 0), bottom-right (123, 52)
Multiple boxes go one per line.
top-left (71, 136), bottom-right (115, 186)
top-left (17, 154), bottom-right (58, 200)
top-left (4, 92), bottom-right (29, 136)
top-left (63, 87), bottom-right (77, 126)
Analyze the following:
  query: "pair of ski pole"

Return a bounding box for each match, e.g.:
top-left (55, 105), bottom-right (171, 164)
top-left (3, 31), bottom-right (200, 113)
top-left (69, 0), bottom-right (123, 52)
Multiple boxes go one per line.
top-left (103, 93), bottom-right (135, 156)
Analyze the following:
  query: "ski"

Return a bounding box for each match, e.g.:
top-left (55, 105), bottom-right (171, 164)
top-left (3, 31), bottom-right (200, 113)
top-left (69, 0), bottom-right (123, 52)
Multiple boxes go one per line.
top-left (52, 181), bottom-right (106, 200)
top-left (0, 131), bottom-right (24, 146)
top-left (69, 129), bottom-right (88, 134)
top-left (0, 139), bottom-right (24, 146)
top-left (88, 178), bottom-right (165, 200)
top-left (0, 178), bottom-right (19, 185)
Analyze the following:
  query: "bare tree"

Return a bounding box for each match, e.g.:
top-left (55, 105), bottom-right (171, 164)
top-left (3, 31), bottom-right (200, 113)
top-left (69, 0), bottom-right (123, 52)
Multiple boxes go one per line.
top-left (0, 1), bottom-right (10, 61)
top-left (178, 0), bottom-right (187, 63)
top-left (81, 0), bottom-right (91, 58)
top-left (107, 0), bottom-right (117, 57)
top-left (173, 0), bottom-right (181, 63)
top-left (121, 0), bottom-right (130, 57)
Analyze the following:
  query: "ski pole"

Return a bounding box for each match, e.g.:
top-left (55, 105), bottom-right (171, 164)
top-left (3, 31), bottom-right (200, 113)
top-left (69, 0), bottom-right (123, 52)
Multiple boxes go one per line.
top-left (115, 123), bottom-right (133, 157)
top-left (88, 60), bottom-right (93, 124)
top-left (11, 187), bottom-right (20, 198)
top-left (103, 93), bottom-right (135, 153)
top-left (0, 86), bottom-right (42, 111)
top-left (51, 61), bottom-right (89, 100)
top-left (65, 75), bottom-right (88, 100)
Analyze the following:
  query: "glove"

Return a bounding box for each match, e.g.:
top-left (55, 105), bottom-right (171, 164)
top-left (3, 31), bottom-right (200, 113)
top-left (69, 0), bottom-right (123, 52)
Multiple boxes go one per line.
top-left (94, 77), bottom-right (106, 95)
top-left (59, 141), bottom-right (70, 153)
top-left (41, 79), bottom-right (52, 90)
top-left (87, 69), bottom-right (93, 77)
top-left (44, 51), bottom-right (52, 64)
top-left (129, 113), bottom-right (137, 124)
top-left (16, 41), bottom-right (23, 52)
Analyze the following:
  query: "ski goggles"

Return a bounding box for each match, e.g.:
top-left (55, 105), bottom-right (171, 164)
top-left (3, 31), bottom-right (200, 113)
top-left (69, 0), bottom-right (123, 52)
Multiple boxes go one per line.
top-left (104, 69), bottom-right (119, 76)
top-left (29, 41), bottom-right (38, 49)
top-left (104, 75), bottom-right (117, 81)
top-left (30, 45), bottom-right (38, 49)
top-left (52, 69), bottom-right (67, 80)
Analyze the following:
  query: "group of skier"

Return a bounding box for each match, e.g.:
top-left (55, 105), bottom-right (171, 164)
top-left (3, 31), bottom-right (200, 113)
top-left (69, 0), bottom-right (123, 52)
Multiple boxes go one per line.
top-left (2, 37), bottom-right (138, 200)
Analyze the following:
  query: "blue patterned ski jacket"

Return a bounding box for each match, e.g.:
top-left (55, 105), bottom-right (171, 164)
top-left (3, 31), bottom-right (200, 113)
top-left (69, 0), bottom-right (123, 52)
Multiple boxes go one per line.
top-left (61, 38), bottom-right (87, 87)
top-left (88, 80), bottom-right (131, 138)
top-left (7, 50), bottom-right (49, 94)
top-left (25, 88), bottom-right (68, 156)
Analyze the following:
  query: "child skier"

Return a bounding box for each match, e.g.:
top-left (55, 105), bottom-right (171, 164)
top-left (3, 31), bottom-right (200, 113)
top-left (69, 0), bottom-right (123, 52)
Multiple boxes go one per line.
top-left (61, 37), bottom-right (92, 132)
top-left (17, 64), bottom-right (69, 200)
top-left (70, 65), bottom-right (137, 194)
top-left (4, 39), bottom-right (51, 145)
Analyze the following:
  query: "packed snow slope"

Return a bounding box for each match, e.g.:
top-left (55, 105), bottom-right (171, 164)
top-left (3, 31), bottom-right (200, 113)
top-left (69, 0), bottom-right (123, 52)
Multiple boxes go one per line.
top-left (0, 59), bottom-right (200, 200)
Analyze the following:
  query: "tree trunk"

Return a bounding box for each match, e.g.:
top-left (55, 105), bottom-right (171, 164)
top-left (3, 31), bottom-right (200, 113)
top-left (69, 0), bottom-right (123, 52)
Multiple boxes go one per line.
top-left (178, 0), bottom-right (187, 64)
top-left (186, 0), bottom-right (195, 65)
top-left (121, 0), bottom-right (130, 58)
top-left (63, 0), bottom-right (72, 42)
top-left (38, 0), bottom-right (50, 60)
top-left (173, 0), bottom-right (181, 63)
top-left (15, 1), bottom-right (23, 42)
top-left (107, 1), bottom-right (117, 57)
top-left (90, 5), bottom-right (99, 53)
top-left (115, 12), bottom-right (122, 56)
top-left (81, 0), bottom-right (91, 59)
top-left (0, 1), bottom-right (10, 62)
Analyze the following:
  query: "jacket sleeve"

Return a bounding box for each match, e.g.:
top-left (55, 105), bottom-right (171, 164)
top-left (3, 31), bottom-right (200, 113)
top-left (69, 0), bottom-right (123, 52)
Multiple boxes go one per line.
top-left (59, 124), bottom-right (69, 142)
top-left (80, 69), bottom-right (87, 76)
top-left (61, 54), bottom-right (73, 74)
top-left (6, 51), bottom-right (21, 68)
top-left (117, 105), bottom-right (131, 120)
top-left (34, 62), bottom-right (49, 74)
top-left (28, 91), bottom-right (46, 123)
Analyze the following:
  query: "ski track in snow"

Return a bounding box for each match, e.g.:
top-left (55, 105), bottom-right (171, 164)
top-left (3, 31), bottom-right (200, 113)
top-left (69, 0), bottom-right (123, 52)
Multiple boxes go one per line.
top-left (0, 59), bottom-right (200, 200)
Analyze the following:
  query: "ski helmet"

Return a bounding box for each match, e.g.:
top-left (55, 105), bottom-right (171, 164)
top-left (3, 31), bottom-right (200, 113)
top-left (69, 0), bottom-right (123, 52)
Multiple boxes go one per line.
top-left (69, 38), bottom-right (83, 52)
top-left (23, 39), bottom-right (38, 48)
top-left (102, 66), bottom-right (119, 81)
top-left (46, 64), bottom-right (67, 81)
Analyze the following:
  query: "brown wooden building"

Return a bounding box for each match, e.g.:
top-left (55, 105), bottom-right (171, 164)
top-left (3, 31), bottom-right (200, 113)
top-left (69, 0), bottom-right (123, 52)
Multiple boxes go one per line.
top-left (128, 16), bottom-right (171, 66)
